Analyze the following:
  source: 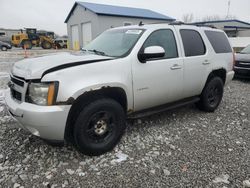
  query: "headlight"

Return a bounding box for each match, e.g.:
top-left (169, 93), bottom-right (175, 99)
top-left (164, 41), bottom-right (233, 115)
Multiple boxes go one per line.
top-left (26, 82), bottom-right (57, 106)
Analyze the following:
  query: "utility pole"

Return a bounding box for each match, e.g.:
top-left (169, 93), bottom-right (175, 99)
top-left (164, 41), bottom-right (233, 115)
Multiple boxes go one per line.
top-left (226, 0), bottom-right (231, 18)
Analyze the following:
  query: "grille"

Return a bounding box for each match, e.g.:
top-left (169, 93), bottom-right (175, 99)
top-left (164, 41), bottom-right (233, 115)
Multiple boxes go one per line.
top-left (235, 61), bottom-right (250, 68)
top-left (11, 76), bottom-right (24, 87)
top-left (11, 88), bottom-right (22, 101)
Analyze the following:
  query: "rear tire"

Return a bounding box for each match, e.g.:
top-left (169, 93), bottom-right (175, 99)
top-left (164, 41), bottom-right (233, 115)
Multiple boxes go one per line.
top-left (196, 77), bottom-right (224, 112)
top-left (74, 98), bottom-right (126, 156)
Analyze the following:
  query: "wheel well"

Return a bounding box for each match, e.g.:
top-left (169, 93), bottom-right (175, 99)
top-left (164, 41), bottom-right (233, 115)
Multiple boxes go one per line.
top-left (64, 87), bottom-right (127, 142)
top-left (207, 69), bottom-right (226, 84)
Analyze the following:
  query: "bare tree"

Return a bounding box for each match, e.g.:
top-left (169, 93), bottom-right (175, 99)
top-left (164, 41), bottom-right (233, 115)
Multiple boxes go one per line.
top-left (202, 15), bottom-right (221, 22)
top-left (225, 14), bottom-right (237, 20)
top-left (182, 13), bottom-right (194, 23)
top-left (201, 14), bottom-right (237, 22)
top-left (182, 13), bottom-right (238, 24)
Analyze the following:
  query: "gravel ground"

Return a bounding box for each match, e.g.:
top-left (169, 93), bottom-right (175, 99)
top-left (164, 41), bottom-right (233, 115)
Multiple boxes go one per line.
top-left (0, 50), bottom-right (249, 188)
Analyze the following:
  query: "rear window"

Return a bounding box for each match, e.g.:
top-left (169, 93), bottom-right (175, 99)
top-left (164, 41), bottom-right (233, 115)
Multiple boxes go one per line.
top-left (180, 30), bottom-right (206, 57)
top-left (205, 31), bottom-right (232, 53)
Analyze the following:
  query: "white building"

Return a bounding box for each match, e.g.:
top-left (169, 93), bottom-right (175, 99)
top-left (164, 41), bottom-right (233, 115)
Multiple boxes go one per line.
top-left (194, 19), bottom-right (250, 37)
top-left (65, 2), bottom-right (175, 50)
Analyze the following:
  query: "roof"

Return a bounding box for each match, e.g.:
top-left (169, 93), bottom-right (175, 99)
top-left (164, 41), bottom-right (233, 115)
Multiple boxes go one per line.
top-left (224, 26), bottom-right (250, 30)
top-left (193, 19), bottom-right (250, 26)
top-left (65, 2), bottom-right (175, 23)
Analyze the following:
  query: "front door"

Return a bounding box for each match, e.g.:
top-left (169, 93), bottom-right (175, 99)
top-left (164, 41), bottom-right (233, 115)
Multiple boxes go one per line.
top-left (132, 29), bottom-right (184, 111)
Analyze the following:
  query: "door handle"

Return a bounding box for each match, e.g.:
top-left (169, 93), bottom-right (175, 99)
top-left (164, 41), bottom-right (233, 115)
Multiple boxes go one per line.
top-left (202, 60), bottom-right (210, 65)
top-left (171, 64), bottom-right (182, 70)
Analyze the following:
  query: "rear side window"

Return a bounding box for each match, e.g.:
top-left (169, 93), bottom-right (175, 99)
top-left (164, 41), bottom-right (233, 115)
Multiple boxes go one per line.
top-left (180, 30), bottom-right (206, 57)
top-left (205, 30), bottom-right (232, 53)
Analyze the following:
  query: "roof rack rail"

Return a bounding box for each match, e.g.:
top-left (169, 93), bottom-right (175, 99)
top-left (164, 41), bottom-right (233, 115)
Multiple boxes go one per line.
top-left (137, 21), bottom-right (217, 29)
top-left (169, 21), bottom-right (185, 25)
top-left (187, 23), bottom-right (217, 29)
top-left (196, 24), bottom-right (217, 29)
top-left (139, 21), bottom-right (169, 25)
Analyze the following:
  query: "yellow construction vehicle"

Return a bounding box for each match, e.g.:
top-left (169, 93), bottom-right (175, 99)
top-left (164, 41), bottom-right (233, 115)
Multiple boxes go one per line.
top-left (11, 28), bottom-right (54, 49)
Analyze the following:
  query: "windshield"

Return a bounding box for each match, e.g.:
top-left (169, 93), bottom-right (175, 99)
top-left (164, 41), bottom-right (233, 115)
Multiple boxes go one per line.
top-left (241, 45), bottom-right (250, 54)
top-left (84, 29), bottom-right (144, 57)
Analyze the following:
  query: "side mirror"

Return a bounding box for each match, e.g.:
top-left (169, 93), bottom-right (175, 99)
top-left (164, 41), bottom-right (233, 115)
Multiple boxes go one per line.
top-left (138, 46), bottom-right (165, 63)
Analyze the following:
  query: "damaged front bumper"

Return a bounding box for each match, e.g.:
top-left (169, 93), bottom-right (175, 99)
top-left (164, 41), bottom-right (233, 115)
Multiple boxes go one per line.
top-left (5, 89), bottom-right (71, 141)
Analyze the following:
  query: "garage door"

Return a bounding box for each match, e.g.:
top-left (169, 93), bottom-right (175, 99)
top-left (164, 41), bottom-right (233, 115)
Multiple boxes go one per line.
top-left (71, 25), bottom-right (79, 50)
top-left (82, 22), bottom-right (92, 47)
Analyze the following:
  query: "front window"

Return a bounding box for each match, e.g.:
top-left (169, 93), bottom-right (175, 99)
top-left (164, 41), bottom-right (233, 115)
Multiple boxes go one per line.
top-left (84, 28), bottom-right (144, 57)
top-left (143, 29), bottom-right (178, 59)
top-left (241, 45), bottom-right (250, 54)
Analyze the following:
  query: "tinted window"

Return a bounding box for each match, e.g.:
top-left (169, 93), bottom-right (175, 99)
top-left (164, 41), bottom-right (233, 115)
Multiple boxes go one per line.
top-left (143, 29), bottom-right (178, 59)
top-left (180, 30), bottom-right (206, 57)
top-left (205, 31), bottom-right (232, 53)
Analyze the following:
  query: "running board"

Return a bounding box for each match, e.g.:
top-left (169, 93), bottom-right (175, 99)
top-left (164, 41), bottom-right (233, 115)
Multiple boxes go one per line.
top-left (127, 97), bottom-right (200, 119)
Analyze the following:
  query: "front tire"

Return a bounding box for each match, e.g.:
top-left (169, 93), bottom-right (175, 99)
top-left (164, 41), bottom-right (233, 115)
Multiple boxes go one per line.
top-left (41, 41), bottom-right (52, 49)
top-left (196, 77), bottom-right (224, 112)
top-left (1, 46), bottom-right (7, 51)
top-left (74, 98), bottom-right (126, 156)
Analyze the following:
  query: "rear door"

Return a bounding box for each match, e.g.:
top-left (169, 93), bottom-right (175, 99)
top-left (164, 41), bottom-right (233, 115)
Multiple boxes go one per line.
top-left (175, 26), bottom-right (210, 98)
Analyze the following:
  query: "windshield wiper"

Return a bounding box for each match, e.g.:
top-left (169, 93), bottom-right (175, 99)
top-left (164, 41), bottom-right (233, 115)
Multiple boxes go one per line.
top-left (88, 49), bottom-right (107, 56)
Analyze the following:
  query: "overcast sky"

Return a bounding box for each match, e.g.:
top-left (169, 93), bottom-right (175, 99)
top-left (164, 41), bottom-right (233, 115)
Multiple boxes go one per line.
top-left (0, 0), bottom-right (249, 36)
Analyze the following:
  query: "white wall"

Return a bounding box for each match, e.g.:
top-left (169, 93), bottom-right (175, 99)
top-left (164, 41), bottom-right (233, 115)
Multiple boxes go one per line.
top-left (98, 16), bottom-right (170, 36)
top-left (229, 37), bottom-right (250, 48)
top-left (67, 5), bottom-right (99, 49)
top-left (238, 30), bottom-right (250, 37)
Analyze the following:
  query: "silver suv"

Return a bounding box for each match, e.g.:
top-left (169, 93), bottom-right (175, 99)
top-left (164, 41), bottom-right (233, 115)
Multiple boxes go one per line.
top-left (5, 23), bottom-right (235, 156)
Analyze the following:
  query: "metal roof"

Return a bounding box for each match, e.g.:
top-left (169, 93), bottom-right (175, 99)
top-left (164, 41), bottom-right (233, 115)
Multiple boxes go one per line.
top-left (193, 19), bottom-right (250, 26)
top-left (65, 2), bottom-right (175, 23)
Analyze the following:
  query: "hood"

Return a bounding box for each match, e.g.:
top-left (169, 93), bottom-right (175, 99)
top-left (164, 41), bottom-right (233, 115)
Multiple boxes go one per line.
top-left (12, 52), bottom-right (112, 79)
top-left (235, 53), bottom-right (250, 62)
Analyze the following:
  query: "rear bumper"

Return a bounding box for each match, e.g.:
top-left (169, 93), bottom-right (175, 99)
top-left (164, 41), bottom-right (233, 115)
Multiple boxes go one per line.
top-left (5, 89), bottom-right (71, 141)
top-left (225, 71), bottom-right (235, 85)
top-left (234, 66), bottom-right (250, 78)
